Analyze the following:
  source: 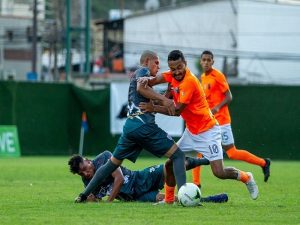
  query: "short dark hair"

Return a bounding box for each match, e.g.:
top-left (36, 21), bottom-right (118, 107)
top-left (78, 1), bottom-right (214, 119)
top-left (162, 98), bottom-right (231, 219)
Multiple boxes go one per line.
top-left (201, 50), bottom-right (214, 59)
top-left (168, 50), bottom-right (186, 62)
top-left (68, 155), bottom-right (83, 174)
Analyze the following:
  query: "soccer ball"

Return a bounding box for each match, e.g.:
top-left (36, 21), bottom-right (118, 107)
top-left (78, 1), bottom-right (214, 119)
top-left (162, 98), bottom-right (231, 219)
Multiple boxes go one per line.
top-left (178, 183), bottom-right (201, 207)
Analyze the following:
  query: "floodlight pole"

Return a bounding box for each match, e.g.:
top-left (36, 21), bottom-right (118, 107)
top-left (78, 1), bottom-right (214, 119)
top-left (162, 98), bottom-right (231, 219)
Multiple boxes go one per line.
top-left (65, 0), bottom-right (90, 80)
top-left (65, 0), bottom-right (71, 81)
top-left (32, 0), bottom-right (38, 74)
top-left (85, 0), bottom-right (91, 74)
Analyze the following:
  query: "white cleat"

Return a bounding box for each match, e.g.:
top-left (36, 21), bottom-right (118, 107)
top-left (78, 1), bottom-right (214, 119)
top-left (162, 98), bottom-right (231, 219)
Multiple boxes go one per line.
top-left (152, 200), bottom-right (177, 206)
top-left (245, 172), bottom-right (259, 200)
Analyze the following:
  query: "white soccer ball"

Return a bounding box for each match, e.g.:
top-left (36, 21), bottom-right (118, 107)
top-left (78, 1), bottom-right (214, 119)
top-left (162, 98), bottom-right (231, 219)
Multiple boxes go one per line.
top-left (178, 183), bottom-right (201, 207)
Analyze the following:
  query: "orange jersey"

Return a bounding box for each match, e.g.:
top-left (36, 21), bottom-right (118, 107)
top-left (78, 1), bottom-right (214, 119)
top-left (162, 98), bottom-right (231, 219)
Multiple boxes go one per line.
top-left (162, 68), bottom-right (217, 134)
top-left (201, 68), bottom-right (231, 125)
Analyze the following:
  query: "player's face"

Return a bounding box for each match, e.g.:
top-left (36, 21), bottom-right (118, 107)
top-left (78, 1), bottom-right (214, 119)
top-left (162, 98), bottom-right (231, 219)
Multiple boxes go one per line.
top-left (200, 54), bottom-right (214, 73)
top-left (78, 160), bottom-right (95, 179)
top-left (168, 59), bottom-right (186, 81)
top-left (148, 56), bottom-right (160, 76)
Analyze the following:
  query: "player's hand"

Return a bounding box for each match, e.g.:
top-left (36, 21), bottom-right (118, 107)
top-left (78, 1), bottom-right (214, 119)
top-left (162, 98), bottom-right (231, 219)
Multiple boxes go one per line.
top-left (87, 194), bottom-right (98, 202)
top-left (162, 98), bottom-right (175, 116)
top-left (211, 106), bottom-right (220, 115)
top-left (74, 193), bottom-right (87, 203)
top-left (139, 101), bottom-right (155, 113)
top-left (164, 83), bottom-right (173, 99)
top-left (137, 77), bottom-right (150, 88)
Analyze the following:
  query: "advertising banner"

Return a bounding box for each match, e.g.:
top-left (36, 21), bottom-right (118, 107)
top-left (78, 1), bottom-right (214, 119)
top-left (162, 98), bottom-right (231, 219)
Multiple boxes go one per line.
top-left (0, 126), bottom-right (21, 157)
top-left (110, 82), bottom-right (184, 137)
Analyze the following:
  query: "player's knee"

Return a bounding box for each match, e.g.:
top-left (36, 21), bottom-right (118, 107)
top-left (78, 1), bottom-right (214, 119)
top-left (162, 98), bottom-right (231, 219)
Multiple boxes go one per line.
top-left (111, 156), bottom-right (122, 166)
top-left (211, 164), bottom-right (226, 179)
top-left (165, 158), bottom-right (173, 170)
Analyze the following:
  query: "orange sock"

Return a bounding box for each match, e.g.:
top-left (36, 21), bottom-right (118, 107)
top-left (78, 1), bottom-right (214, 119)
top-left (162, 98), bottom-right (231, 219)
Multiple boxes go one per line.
top-left (192, 166), bottom-right (201, 186)
top-left (164, 184), bottom-right (175, 203)
top-left (226, 146), bottom-right (266, 167)
top-left (238, 171), bottom-right (250, 183)
top-left (192, 153), bottom-right (203, 186)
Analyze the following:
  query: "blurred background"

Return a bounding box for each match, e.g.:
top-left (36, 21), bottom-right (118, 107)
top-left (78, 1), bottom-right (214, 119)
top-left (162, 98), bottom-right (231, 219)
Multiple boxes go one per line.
top-left (0, 0), bottom-right (299, 84)
top-left (0, 0), bottom-right (299, 159)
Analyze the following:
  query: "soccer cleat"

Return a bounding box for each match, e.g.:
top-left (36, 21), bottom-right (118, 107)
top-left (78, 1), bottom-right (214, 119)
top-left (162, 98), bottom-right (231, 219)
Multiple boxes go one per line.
top-left (200, 193), bottom-right (228, 203)
top-left (152, 200), bottom-right (177, 206)
top-left (245, 172), bottom-right (259, 200)
top-left (74, 193), bottom-right (87, 203)
top-left (262, 158), bottom-right (271, 182)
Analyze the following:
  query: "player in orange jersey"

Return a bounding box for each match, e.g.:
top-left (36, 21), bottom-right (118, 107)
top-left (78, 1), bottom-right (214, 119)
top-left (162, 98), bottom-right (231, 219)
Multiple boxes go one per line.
top-left (138, 50), bottom-right (259, 203)
top-left (191, 50), bottom-right (271, 187)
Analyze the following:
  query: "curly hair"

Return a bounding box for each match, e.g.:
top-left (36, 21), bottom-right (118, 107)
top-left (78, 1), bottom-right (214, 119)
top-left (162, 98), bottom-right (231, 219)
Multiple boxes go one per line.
top-left (68, 155), bottom-right (84, 174)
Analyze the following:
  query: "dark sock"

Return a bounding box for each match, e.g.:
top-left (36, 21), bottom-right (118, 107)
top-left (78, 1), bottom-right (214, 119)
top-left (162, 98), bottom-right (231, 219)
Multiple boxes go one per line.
top-left (185, 157), bottom-right (210, 170)
top-left (82, 160), bottom-right (119, 196)
top-left (170, 148), bottom-right (186, 189)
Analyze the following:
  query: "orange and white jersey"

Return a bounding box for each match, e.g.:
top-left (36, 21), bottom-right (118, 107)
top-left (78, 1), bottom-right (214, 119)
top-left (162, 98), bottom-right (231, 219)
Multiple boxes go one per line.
top-left (162, 68), bottom-right (217, 135)
top-left (201, 68), bottom-right (231, 125)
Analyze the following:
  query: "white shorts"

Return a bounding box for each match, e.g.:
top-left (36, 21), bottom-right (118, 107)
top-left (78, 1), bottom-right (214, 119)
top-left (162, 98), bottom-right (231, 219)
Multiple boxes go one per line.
top-left (177, 125), bottom-right (223, 161)
top-left (220, 124), bottom-right (235, 146)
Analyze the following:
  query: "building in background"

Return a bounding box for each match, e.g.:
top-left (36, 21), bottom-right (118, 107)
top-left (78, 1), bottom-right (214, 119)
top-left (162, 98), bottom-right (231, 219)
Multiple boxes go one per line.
top-left (94, 18), bottom-right (124, 74)
top-left (0, 0), bottom-right (44, 80)
top-left (124, 0), bottom-right (300, 85)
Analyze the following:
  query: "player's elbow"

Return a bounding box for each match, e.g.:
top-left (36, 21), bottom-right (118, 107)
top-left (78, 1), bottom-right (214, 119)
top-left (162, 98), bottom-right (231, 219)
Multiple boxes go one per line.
top-left (226, 91), bottom-right (233, 103)
top-left (226, 92), bottom-right (233, 104)
top-left (116, 176), bottom-right (124, 185)
top-left (228, 96), bottom-right (232, 104)
top-left (137, 83), bottom-right (146, 94)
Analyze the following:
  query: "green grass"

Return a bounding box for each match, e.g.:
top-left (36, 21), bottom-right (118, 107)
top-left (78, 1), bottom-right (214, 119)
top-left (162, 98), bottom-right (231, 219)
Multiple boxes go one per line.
top-left (0, 157), bottom-right (299, 225)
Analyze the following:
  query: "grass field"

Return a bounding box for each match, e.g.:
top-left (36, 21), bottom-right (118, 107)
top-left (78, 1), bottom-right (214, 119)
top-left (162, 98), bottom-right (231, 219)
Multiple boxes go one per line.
top-left (0, 156), bottom-right (299, 225)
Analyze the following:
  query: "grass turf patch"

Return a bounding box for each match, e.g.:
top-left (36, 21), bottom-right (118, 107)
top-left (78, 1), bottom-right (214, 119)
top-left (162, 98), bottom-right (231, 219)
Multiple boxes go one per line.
top-left (0, 156), bottom-right (299, 225)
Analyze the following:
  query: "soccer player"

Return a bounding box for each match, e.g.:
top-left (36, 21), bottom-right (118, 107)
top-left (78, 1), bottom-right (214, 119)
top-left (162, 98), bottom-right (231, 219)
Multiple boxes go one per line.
top-left (138, 50), bottom-right (259, 202)
top-left (68, 151), bottom-right (229, 203)
top-left (74, 50), bottom-right (187, 203)
top-left (191, 50), bottom-right (271, 188)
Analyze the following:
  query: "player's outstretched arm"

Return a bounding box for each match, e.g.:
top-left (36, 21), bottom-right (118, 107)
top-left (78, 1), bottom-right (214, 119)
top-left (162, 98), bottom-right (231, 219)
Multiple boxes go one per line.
top-left (137, 83), bottom-right (175, 116)
top-left (139, 101), bottom-right (186, 117)
top-left (75, 159), bottom-right (119, 203)
top-left (107, 167), bottom-right (124, 202)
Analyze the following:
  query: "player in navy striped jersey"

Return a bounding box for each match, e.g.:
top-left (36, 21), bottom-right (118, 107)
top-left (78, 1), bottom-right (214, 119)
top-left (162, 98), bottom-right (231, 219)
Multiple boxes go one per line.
top-left (68, 151), bottom-right (229, 203)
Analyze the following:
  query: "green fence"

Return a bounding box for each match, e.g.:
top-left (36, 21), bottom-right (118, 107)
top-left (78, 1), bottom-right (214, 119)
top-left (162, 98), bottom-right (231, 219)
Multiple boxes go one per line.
top-left (229, 85), bottom-right (300, 160)
top-left (0, 81), bottom-right (118, 156)
top-left (0, 81), bottom-right (299, 159)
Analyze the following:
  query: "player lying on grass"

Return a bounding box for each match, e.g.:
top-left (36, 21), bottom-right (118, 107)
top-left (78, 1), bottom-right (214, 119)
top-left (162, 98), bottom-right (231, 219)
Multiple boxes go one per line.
top-left (68, 151), bottom-right (228, 203)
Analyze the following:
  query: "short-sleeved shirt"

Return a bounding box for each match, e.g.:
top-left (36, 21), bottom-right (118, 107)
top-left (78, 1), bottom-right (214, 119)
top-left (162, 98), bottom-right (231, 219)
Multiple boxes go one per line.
top-left (201, 68), bottom-right (231, 125)
top-left (82, 151), bottom-right (164, 202)
top-left (82, 151), bottom-right (136, 201)
top-left (113, 66), bottom-right (175, 162)
top-left (162, 68), bottom-right (217, 135)
top-left (125, 66), bottom-right (156, 133)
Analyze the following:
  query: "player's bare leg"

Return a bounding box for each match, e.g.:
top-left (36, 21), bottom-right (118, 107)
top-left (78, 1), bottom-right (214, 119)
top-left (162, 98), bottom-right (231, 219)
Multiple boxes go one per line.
top-left (210, 159), bottom-right (259, 200)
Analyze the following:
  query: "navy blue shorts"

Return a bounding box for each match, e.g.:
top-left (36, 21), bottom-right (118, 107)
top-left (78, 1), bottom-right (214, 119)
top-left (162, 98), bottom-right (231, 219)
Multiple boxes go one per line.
top-left (113, 123), bottom-right (175, 162)
top-left (133, 164), bottom-right (164, 202)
